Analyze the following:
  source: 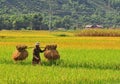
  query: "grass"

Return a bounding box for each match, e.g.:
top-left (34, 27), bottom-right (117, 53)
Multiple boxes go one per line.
top-left (0, 30), bottom-right (120, 84)
top-left (0, 64), bottom-right (120, 84)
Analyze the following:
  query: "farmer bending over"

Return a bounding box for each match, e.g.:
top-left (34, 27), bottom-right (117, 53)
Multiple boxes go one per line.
top-left (32, 42), bottom-right (45, 65)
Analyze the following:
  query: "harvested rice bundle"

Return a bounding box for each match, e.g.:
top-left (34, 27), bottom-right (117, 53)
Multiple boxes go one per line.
top-left (16, 44), bottom-right (27, 52)
top-left (44, 44), bottom-right (60, 61)
top-left (12, 45), bottom-right (28, 61)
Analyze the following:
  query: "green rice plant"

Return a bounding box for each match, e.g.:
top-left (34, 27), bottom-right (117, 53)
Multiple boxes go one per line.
top-left (0, 30), bottom-right (120, 84)
top-left (0, 46), bottom-right (120, 83)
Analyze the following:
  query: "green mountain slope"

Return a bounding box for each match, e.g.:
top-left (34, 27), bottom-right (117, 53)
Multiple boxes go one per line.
top-left (0, 0), bottom-right (120, 30)
top-left (0, 0), bottom-right (119, 14)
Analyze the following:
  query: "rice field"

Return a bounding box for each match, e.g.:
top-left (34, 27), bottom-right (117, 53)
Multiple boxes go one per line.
top-left (0, 30), bottom-right (120, 84)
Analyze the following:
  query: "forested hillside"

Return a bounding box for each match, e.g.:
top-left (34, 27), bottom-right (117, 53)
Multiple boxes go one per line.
top-left (0, 0), bottom-right (120, 30)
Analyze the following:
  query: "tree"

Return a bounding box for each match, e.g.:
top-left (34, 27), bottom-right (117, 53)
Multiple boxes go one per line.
top-left (31, 14), bottom-right (43, 30)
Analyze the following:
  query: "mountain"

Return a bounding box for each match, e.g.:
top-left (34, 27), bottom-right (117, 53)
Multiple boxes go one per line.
top-left (0, 0), bottom-right (119, 14)
top-left (0, 0), bottom-right (120, 30)
top-left (0, 0), bottom-right (120, 14)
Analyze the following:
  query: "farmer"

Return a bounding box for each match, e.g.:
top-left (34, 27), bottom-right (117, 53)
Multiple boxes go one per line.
top-left (32, 42), bottom-right (46, 65)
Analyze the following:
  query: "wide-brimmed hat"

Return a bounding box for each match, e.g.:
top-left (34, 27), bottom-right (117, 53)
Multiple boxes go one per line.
top-left (35, 42), bottom-right (40, 45)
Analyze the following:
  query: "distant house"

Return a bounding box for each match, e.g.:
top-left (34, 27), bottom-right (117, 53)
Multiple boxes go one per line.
top-left (85, 25), bottom-right (93, 28)
top-left (96, 25), bottom-right (103, 28)
top-left (57, 28), bottom-right (66, 31)
top-left (85, 25), bottom-right (103, 28)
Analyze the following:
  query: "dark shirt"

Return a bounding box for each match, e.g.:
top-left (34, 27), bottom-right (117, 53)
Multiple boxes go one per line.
top-left (32, 46), bottom-right (44, 63)
top-left (33, 47), bottom-right (43, 57)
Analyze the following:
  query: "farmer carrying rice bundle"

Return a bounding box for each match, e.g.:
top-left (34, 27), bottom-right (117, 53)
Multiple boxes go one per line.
top-left (44, 44), bottom-right (60, 61)
top-left (12, 44), bottom-right (28, 61)
top-left (32, 42), bottom-right (46, 65)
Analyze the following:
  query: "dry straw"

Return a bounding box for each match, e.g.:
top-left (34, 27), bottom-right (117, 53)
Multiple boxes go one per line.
top-left (75, 29), bottom-right (120, 37)
top-left (44, 44), bottom-right (60, 61)
top-left (12, 44), bottom-right (28, 61)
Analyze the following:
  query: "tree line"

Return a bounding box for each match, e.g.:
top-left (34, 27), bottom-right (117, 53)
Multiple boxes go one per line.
top-left (0, 14), bottom-right (47, 30)
top-left (0, 12), bottom-right (120, 30)
top-left (0, 0), bottom-right (120, 30)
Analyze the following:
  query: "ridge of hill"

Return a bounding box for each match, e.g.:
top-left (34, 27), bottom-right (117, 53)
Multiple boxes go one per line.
top-left (0, 0), bottom-right (119, 14)
top-left (0, 0), bottom-right (120, 30)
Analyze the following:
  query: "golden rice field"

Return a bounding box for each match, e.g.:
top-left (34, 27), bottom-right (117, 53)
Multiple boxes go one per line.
top-left (0, 30), bottom-right (120, 84)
